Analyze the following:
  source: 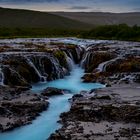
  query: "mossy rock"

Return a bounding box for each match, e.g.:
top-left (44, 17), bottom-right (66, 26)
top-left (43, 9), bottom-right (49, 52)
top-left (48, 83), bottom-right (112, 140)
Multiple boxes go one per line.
top-left (85, 52), bottom-right (115, 72)
top-left (53, 50), bottom-right (67, 68)
top-left (3, 67), bottom-right (29, 87)
top-left (106, 57), bottom-right (140, 73)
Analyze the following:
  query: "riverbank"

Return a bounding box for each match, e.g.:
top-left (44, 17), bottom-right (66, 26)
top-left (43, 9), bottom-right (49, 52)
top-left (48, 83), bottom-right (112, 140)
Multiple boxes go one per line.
top-left (49, 83), bottom-right (140, 140)
top-left (0, 86), bottom-right (49, 132)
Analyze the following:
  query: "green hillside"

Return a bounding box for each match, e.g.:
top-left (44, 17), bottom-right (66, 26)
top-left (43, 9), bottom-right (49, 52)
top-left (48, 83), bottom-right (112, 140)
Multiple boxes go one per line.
top-left (0, 7), bottom-right (139, 41)
top-left (0, 7), bottom-right (90, 29)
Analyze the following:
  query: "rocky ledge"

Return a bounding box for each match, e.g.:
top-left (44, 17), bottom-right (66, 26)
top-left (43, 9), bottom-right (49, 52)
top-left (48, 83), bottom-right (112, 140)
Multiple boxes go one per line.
top-left (0, 85), bottom-right (49, 132)
top-left (0, 41), bottom-right (84, 87)
top-left (81, 41), bottom-right (140, 85)
top-left (49, 84), bottom-right (140, 140)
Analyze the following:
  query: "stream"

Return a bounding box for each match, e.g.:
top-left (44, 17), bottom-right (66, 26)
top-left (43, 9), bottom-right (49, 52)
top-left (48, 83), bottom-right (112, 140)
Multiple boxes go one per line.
top-left (0, 65), bottom-right (104, 140)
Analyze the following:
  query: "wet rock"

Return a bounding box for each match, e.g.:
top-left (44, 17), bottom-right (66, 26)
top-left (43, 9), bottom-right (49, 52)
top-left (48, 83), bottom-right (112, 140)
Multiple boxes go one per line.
top-left (134, 74), bottom-right (140, 83)
top-left (81, 51), bottom-right (116, 73)
top-left (41, 87), bottom-right (64, 97)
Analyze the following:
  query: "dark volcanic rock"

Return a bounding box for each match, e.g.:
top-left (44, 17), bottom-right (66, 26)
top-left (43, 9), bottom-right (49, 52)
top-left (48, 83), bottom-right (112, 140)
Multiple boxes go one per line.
top-left (82, 51), bottom-right (116, 73)
top-left (0, 86), bottom-right (49, 132)
top-left (41, 87), bottom-right (64, 97)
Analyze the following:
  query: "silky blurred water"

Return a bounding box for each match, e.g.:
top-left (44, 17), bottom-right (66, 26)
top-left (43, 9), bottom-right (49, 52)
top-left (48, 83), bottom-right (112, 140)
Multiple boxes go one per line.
top-left (0, 65), bottom-right (104, 140)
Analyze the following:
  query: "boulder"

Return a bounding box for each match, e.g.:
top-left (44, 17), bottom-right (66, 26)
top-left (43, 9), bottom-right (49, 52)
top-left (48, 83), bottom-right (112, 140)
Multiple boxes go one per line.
top-left (41, 87), bottom-right (64, 97)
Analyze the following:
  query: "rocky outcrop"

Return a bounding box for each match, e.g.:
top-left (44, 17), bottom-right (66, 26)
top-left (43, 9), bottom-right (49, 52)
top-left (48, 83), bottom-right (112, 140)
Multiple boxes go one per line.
top-left (41, 87), bottom-right (64, 97)
top-left (81, 41), bottom-right (140, 84)
top-left (81, 51), bottom-right (116, 73)
top-left (49, 85), bottom-right (140, 140)
top-left (0, 85), bottom-right (49, 132)
top-left (105, 57), bottom-right (140, 73)
top-left (0, 42), bottom-right (83, 87)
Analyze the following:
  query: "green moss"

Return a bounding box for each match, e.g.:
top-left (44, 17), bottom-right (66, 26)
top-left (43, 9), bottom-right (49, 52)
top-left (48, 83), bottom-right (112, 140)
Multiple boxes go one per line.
top-left (54, 50), bottom-right (67, 68)
top-left (66, 44), bottom-right (77, 49)
top-left (87, 52), bottom-right (115, 72)
top-left (106, 58), bottom-right (140, 73)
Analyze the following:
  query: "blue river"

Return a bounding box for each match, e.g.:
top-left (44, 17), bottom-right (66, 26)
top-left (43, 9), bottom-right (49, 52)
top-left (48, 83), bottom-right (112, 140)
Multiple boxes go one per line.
top-left (0, 65), bottom-right (104, 140)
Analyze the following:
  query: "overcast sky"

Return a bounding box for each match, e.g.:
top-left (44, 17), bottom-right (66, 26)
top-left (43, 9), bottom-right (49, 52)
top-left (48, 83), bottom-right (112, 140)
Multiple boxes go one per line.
top-left (0, 0), bottom-right (140, 12)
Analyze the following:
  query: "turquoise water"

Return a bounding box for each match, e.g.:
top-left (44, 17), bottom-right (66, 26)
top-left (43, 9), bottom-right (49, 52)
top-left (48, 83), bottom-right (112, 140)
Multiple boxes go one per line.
top-left (0, 65), bottom-right (104, 140)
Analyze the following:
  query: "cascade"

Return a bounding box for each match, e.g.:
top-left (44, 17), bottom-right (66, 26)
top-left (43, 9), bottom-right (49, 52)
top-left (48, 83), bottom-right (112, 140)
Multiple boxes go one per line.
top-left (97, 57), bottom-right (122, 72)
top-left (26, 57), bottom-right (46, 81)
top-left (63, 52), bottom-right (74, 70)
top-left (81, 51), bottom-right (92, 68)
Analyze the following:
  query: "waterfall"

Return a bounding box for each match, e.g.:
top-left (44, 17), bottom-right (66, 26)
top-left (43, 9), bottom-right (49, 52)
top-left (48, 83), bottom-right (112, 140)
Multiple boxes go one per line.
top-left (26, 54), bottom-right (68, 81)
top-left (63, 52), bottom-right (74, 70)
top-left (38, 57), bottom-right (48, 81)
top-left (0, 67), bottom-right (4, 85)
top-left (26, 58), bottom-right (46, 82)
top-left (97, 57), bottom-right (122, 72)
top-left (80, 51), bottom-right (92, 68)
top-left (66, 51), bottom-right (74, 61)
top-left (50, 56), bottom-right (66, 79)
top-left (75, 47), bottom-right (81, 61)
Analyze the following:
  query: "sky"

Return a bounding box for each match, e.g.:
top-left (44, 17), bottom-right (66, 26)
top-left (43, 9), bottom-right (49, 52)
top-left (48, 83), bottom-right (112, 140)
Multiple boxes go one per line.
top-left (0, 0), bottom-right (140, 13)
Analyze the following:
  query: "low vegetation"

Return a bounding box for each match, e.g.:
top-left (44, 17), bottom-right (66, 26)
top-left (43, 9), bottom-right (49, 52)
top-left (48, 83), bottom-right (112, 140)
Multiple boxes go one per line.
top-left (80, 24), bottom-right (140, 41)
top-left (0, 24), bottom-right (140, 41)
top-left (106, 57), bottom-right (140, 73)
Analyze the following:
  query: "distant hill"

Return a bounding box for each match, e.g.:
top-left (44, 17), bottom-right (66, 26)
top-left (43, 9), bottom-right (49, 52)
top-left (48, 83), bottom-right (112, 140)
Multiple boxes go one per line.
top-left (51, 12), bottom-right (140, 26)
top-left (0, 7), bottom-right (139, 29)
top-left (0, 7), bottom-right (90, 29)
top-left (0, 7), bottom-right (140, 40)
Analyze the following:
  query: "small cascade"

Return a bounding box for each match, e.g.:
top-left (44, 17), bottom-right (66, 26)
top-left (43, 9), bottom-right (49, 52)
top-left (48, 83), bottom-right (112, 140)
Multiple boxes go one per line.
top-left (29, 54), bottom-right (67, 81)
top-left (97, 57), bottom-right (121, 72)
top-left (26, 58), bottom-right (46, 82)
top-left (0, 67), bottom-right (4, 85)
top-left (49, 56), bottom-right (65, 79)
top-left (66, 51), bottom-right (74, 61)
top-left (75, 47), bottom-right (81, 61)
top-left (81, 51), bottom-right (92, 68)
top-left (37, 57), bottom-right (48, 81)
top-left (63, 52), bottom-right (74, 70)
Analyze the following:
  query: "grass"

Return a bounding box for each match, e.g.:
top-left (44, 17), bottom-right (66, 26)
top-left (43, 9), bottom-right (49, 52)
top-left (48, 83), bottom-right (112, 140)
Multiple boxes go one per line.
top-left (0, 24), bottom-right (140, 42)
top-left (80, 24), bottom-right (140, 41)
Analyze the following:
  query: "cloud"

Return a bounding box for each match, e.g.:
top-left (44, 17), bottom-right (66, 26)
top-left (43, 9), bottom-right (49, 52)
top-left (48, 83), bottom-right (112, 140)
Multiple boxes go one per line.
top-left (133, 8), bottom-right (140, 12)
top-left (69, 6), bottom-right (90, 10)
top-left (0, 0), bottom-right (140, 12)
top-left (0, 0), bottom-right (59, 3)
